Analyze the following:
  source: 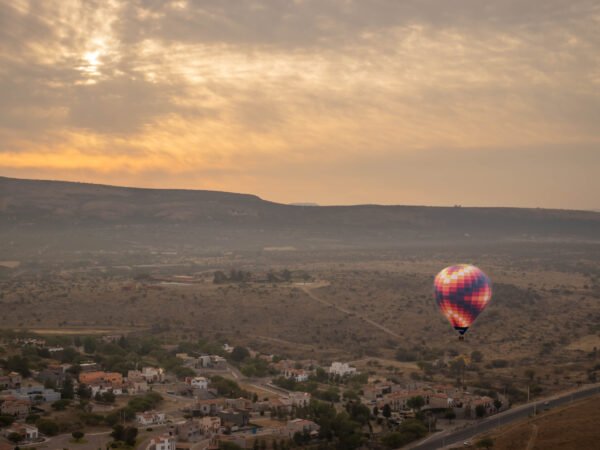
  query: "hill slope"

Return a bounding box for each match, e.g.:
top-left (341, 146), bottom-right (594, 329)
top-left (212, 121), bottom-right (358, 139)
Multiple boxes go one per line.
top-left (1, 176), bottom-right (599, 254)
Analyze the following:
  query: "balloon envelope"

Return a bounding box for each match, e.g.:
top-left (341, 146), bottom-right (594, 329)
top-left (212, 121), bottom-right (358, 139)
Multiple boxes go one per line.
top-left (434, 264), bottom-right (492, 336)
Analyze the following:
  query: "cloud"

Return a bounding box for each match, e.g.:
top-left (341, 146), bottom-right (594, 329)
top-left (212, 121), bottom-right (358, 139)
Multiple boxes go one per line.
top-left (0, 0), bottom-right (599, 208)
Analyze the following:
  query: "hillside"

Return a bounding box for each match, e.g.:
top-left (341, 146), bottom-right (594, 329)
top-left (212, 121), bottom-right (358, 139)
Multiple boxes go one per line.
top-left (1, 176), bottom-right (599, 256)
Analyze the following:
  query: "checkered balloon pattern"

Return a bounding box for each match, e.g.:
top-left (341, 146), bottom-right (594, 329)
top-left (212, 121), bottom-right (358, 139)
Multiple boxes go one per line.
top-left (434, 264), bottom-right (492, 335)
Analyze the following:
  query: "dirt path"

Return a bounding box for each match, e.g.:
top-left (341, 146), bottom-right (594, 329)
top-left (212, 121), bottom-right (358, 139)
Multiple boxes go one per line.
top-left (300, 285), bottom-right (402, 341)
top-left (525, 424), bottom-right (539, 450)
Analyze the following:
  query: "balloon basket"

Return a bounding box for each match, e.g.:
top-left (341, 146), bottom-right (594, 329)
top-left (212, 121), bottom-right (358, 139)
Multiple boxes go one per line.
top-left (458, 335), bottom-right (465, 341)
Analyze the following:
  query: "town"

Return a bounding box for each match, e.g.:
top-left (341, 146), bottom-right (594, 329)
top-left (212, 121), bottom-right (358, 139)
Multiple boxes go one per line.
top-left (1, 331), bottom-right (511, 450)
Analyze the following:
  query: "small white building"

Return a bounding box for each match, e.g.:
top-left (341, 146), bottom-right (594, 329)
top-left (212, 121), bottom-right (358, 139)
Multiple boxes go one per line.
top-left (146, 434), bottom-right (176, 450)
top-left (283, 368), bottom-right (309, 382)
top-left (142, 367), bottom-right (165, 383)
top-left (189, 376), bottom-right (208, 390)
top-left (136, 410), bottom-right (166, 426)
top-left (329, 362), bottom-right (357, 377)
top-left (4, 424), bottom-right (38, 441)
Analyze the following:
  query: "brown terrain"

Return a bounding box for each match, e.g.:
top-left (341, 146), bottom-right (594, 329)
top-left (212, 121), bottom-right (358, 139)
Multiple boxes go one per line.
top-left (1, 176), bottom-right (599, 401)
top-left (482, 394), bottom-right (600, 450)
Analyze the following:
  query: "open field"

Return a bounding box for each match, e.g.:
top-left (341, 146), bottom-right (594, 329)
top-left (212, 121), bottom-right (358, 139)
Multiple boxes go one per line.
top-left (1, 241), bottom-right (598, 398)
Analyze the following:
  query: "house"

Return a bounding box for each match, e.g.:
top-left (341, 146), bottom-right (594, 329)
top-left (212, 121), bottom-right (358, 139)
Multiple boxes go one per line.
top-left (136, 410), bottom-right (166, 426)
top-left (90, 383), bottom-right (123, 397)
top-left (186, 377), bottom-right (208, 390)
top-left (285, 392), bottom-right (311, 407)
top-left (14, 387), bottom-right (61, 403)
top-left (174, 419), bottom-right (202, 442)
top-left (283, 419), bottom-right (319, 438)
top-left (36, 364), bottom-right (68, 387)
top-left (210, 355), bottom-right (228, 370)
top-left (147, 434), bottom-right (176, 450)
top-left (79, 371), bottom-right (123, 385)
top-left (3, 424), bottom-right (38, 441)
top-left (79, 362), bottom-right (100, 372)
top-left (225, 397), bottom-right (252, 411)
top-left (198, 416), bottom-right (221, 434)
top-left (129, 380), bottom-right (149, 393)
top-left (142, 367), bottom-right (165, 383)
top-left (190, 398), bottom-right (226, 416)
top-left (283, 368), bottom-right (309, 382)
top-left (0, 397), bottom-right (31, 417)
top-left (328, 362), bottom-right (357, 377)
top-left (217, 409), bottom-right (250, 427)
top-left (0, 372), bottom-right (22, 389)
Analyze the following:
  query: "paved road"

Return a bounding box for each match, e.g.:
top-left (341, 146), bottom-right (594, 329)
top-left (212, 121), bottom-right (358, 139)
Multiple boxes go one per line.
top-left (409, 383), bottom-right (600, 450)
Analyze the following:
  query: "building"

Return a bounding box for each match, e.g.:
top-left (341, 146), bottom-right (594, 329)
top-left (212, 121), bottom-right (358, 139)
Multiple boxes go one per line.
top-left (217, 409), bottom-right (250, 428)
top-left (283, 368), bottom-right (309, 382)
top-left (198, 416), bottom-right (221, 434)
top-left (283, 419), bottom-right (320, 438)
top-left (142, 367), bottom-right (165, 383)
top-left (0, 397), bottom-right (31, 417)
top-left (3, 424), bottom-right (38, 441)
top-left (0, 372), bottom-right (22, 389)
top-left (187, 377), bottom-right (208, 390)
top-left (174, 419), bottom-right (202, 442)
top-left (147, 434), bottom-right (176, 450)
top-left (328, 362), bottom-right (357, 377)
top-left (285, 392), bottom-right (311, 407)
top-left (79, 371), bottom-right (123, 385)
top-left (136, 411), bottom-right (166, 426)
top-left (189, 398), bottom-right (226, 416)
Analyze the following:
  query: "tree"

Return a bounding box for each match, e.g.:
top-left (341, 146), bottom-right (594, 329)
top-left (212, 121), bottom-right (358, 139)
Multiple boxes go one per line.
top-left (77, 383), bottom-right (92, 399)
top-left (61, 378), bottom-right (75, 399)
top-left (471, 350), bottom-right (484, 363)
top-left (475, 404), bottom-right (487, 418)
top-left (83, 337), bottom-right (97, 354)
top-left (219, 443), bottom-right (243, 450)
top-left (444, 409), bottom-right (456, 423)
top-left (382, 404), bottom-right (392, 418)
top-left (6, 355), bottom-right (30, 377)
top-left (525, 369), bottom-right (536, 381)
top-left (476, 437), bottom-right (495, 449)
top-left (111, 424), bottom-right (124, 441)
top-left (213, 271), bottom-right (228, 284)
top-left (231, 346), bottom-right (250, 362)
top-left (407, 396), bottom-right (425, 411)
top-left (72, 431), bottom-right (85, 442)
top-left (37, 419), bottom-right (60, 436)
top-left (51, 399), bottom-right (71, 410)
top-left (123, 427), bottom-right (138, 446)
top-left (7, 432), bottom-right (22, 444)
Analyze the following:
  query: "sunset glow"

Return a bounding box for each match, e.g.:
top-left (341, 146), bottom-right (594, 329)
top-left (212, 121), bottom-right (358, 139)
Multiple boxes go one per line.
top-left (1, 0), bottom-right (599, 207)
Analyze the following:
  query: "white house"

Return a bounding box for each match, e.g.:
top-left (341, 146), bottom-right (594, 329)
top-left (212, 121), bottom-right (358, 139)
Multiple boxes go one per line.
top-left (283, 368), bottom-right (309, 382)
top-left (329, 362), bottom-right (357, 377)
top-left (3, 424), bottom-right (38, 441)
top-left (142, 367), bottom-right (165, 383)
top-left (189, 376), bottom-right (208, 390)
top-left (146, 434), bottom-right (176, 450)
top-left (136, 411), bottom-right (166, 426)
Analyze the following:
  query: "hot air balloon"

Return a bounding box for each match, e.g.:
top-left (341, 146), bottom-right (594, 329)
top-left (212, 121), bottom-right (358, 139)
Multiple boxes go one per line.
top-left (434, 264), bottom-right (492, 339)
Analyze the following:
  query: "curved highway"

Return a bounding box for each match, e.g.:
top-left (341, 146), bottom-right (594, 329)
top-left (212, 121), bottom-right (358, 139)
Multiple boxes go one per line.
top-left (409, 383), bottom-right (600, 450)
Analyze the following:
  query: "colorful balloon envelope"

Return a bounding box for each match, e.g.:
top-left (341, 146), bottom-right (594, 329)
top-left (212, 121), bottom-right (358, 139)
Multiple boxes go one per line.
top-left (434, 264), bottom-right (492, 337)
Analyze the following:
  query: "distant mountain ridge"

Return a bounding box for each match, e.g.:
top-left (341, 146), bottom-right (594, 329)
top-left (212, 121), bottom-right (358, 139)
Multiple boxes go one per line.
top-left (1, 176), bottom-right (599, 254)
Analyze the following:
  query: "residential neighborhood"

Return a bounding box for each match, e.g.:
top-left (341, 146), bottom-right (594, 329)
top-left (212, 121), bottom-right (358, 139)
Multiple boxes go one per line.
top-left (0, 330), bottom-right (522, 450)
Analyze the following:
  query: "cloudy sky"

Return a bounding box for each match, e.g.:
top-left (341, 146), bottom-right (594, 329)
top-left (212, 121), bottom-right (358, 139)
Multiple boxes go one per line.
top-left (0, 0), bottom-right (599, 208)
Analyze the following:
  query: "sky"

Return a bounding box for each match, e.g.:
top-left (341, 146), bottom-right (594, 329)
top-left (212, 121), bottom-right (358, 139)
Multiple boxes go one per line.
top-left (0, 0), bottom-right (599, 209)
